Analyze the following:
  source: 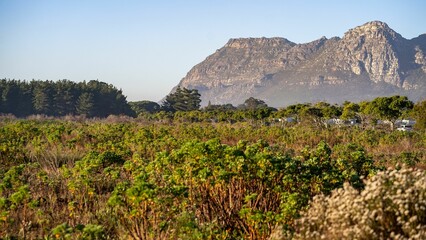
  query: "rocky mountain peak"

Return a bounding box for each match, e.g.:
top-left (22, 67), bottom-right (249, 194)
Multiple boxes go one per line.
top-left (174, 21), bottom-right (426, 107)
top-left (343, 21), bottom-right (403, 42)
top-left (336, 21), bottom-right (408, 87)
top-left (225, 37), bottom-right (295, 49)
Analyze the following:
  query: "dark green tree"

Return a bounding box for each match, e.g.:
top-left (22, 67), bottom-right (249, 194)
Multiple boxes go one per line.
top-left (129, 101), bottom-right (161, 115)
top-left (53, 80), bottom-right (78, 116)
top-left (341, 102), bottom-right (360, 120)
top-left (300, 106), bottom-right (323, 125)
top-left (111, 91), bottom-right (136, 117)
top-left (16, 81), bottom-right (34, 116)
top-left (275, 103), bottom-right (311, 122)
top-left (362, 96), bottom-right (414, 130)
top-left (162, 87), bottom-right (201, 112)
top-left (203, 103), bottom-right (236, 111)
top-left (244, 107), bottom-right (275, 123)
top-left (238, 97), bottom-right (268, 110)
top-left (0, 79), bottom-right (33, 116)
top-left (315, 102), bottom-right (342, 119)
top-left (77, 80), bottom-right (134, 117)
top-left (76, 92), bottom-right (95, 117)
top-left (32, 81), bottom-right (53, 115)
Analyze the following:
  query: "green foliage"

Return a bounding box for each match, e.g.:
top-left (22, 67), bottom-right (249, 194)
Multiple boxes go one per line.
top-left (0, 118), bottom-right (424, 239)
top-left (362, 95), bottom-right (414, 124)
top-left (238, 97), bottom-right (269, 109)
top-left (162, 87), bottom-right (201, 112)
top-left (314, 102), bottom-right (342, 119)
top-left (33, 82), bottom-right (53, 115)
top-left (50, 223), bottom-right (106, 239)
top-left (76, 92), bottom-right (95, 117)
top-left (50, 223), bottom-right (74, 239)
top-left (203, 102), bottom-right (236, 111)
top-left (81, 224), bottom-right (107, 239)
top-left (278, 103), bottom-right (310, 118)
top-left (333, 143), bottom-right (379, 189)
top-left (341, 102), bottom-right (360, 120)
top-left (412, 99), bottom-right (426, 130)
top-left (0, 79), bottom-right (33, 116)
top-left (9, 185), bottom-right (30, 206)
top-left (105, 139), bottom-right (380, 239)
top-left (0, 79), bottom-right (135, 117)
top-left (129, 100), bottom-right (161, 115)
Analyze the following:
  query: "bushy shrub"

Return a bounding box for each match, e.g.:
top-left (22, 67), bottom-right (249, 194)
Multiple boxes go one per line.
top-left (273, 168), bottom-right (426, 239)
top-left (50, 222), bottom-right (106, 239)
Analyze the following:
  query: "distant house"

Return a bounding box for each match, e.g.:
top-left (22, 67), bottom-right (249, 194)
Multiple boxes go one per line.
top-left (276, 117), bottom-right (297, 123)
top-left (401, 119), bottom-right (416, 126)
top-left (326, 118), bottom-right (345, 125)
top-left (397, 125), bottom-right (413, 131)
top-left (396, 119), bottom-right (416, 131)
top-left (325, 118), bottom-right (358, 126)
top-left (347, 118), bottom-right (358, 125)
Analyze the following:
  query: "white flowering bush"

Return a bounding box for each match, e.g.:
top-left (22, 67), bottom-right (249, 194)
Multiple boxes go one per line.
top-left (271, 168), bottom-right (426, 240)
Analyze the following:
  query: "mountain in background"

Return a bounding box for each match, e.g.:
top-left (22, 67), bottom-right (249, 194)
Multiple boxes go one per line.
top-left (174, 21), bottom-right (426, 107)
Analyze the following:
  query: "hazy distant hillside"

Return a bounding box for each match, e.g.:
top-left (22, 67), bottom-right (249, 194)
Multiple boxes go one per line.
top-left (175, 21), bottom-right (426, 107)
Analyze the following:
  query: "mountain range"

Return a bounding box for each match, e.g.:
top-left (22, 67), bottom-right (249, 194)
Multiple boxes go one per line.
top-left (174, 21), bottom-right (426, 107)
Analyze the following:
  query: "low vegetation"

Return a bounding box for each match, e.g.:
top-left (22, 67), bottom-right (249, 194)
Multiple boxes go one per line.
top-left (1, 79), bottom-right (425, 238)
top-left (0, 116), bottom-right (425, 239)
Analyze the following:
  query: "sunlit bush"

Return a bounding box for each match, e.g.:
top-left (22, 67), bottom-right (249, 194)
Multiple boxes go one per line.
top-left (272, 167), bottom-right (426, 239)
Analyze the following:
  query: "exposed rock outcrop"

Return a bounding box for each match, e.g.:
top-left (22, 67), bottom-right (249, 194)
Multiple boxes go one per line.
top-left (174, 21), bottom-right (426, 107)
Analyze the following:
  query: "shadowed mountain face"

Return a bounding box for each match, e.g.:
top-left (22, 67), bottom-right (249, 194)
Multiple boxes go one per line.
top-left (175, 21), bottom-right (426, 107)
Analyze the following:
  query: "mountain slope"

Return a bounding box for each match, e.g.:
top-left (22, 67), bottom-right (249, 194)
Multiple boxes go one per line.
top-left (176, 21), bottom-right (426, 107)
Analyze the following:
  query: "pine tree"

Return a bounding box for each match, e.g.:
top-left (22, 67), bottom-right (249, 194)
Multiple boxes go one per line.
top-left (32, 82), bottom-right (53, 115)
top-left (163, 87), bottom-right (201, 112)
top-left (76, 92), bottom-right (95, 117)
top-left (54, 80), bottom-right (77, 116)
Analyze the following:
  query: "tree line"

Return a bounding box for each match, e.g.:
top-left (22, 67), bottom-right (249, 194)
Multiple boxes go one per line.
top-left (0, 79), bottom-right (134, 117)
top-left (1, 79), bottom-right (424, 130)
top-left (132, 89), bottom-right (425, 130)
top-left (131, 87), bottom-right (275, 115)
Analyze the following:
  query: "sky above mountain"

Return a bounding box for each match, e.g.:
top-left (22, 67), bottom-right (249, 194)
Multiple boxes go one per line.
top-left (1, 0), bottom-right (425, 102)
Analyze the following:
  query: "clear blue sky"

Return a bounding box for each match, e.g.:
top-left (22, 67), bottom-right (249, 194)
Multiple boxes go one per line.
top-left (1, 0), bottom-right (425, 102)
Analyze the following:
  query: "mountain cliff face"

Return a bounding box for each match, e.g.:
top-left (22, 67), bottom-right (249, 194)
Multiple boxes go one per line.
top-left (176, 21), bottom-right (426, 107)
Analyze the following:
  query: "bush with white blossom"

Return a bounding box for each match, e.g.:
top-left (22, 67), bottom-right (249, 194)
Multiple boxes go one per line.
top-left (271, 167), bottom-right (426, 239)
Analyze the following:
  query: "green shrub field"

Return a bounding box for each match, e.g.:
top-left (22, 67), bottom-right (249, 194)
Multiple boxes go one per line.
top-left (0, 116), bottom-right (425, 239)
